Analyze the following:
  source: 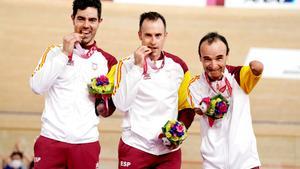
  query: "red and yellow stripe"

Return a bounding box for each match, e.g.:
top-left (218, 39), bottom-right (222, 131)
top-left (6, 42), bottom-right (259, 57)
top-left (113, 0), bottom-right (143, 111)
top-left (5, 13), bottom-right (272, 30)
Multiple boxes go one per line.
top-left (178, 70), bottom-right (192, 111)
top-left (113, 56), bottom-right (130, 95)
top-left (31, 44), bottom-right (56, 76)
top-left (187, 75), bottom-right (200, 108)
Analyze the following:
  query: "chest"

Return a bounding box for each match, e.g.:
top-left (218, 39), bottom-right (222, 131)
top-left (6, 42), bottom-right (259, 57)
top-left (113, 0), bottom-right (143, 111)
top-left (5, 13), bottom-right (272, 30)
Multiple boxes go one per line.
top-left (57, 54), bottom-right (108, 86)
top-left (138, 63), bottom-right (183, 98)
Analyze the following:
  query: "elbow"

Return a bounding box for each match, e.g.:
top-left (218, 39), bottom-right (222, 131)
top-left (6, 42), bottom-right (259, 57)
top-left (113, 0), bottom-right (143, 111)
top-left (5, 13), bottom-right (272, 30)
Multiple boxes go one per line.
top-left (112, 101), bottom-right (128, 113)
top-left (29, 79), bottom-right (46, 95)
top-left (113, 103), bottom-right (128, 113)
top-left (112, 93), bottom-right (130, 112)
top-left (30, 85), bottom-right (44, 95)
top-left (178, 108), bottom-right (195, 129)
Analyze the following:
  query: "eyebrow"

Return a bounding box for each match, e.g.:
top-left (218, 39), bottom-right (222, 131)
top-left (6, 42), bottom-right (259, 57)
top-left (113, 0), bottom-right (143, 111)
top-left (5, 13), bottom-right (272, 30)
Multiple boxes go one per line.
top-left (202, 56), bottom-right (211, 59)
top-left (76, 16), bottom-right (98, 20)
top-left (144, 33), bottom-right (162, 36)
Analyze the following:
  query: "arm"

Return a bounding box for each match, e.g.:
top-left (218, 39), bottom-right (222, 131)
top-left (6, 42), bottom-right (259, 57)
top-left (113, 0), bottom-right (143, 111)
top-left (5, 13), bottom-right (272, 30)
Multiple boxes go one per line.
top-left (178, 108), bottom-right (195, 129)
top-left (30, 33), bottom-right (82, 94)
top-left (177, 70), bottom-right (195, 129)
top-left (250, 60), bottom-right (264, 76)
top-left (96, 64), bottom-right (117, 117)
top-left (187, 75), bottom-right (204, 116)
top-left (112, 58), bottom-right (143, 112)
top-left (239, 60), bottom-right (264, 94)
top-left (2, 154), bottom-right (10, 168)
top-left (29, 45), bottom-right (68, 94)
top-left (112, 46), bottom-right (151, 112)
top-left (15, 142), bottom-right (32, 169)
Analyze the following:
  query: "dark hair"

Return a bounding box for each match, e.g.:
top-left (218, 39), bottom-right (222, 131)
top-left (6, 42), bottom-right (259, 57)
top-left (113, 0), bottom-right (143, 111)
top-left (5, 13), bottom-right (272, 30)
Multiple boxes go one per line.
top-left (72, 0), bottom-right (102, 20)
top-left (10, 151), bottom-right (23, 159)
top-left (198, 32), bottom-right (230, 57)
top-left (139, 11), bottom-right (166, 30)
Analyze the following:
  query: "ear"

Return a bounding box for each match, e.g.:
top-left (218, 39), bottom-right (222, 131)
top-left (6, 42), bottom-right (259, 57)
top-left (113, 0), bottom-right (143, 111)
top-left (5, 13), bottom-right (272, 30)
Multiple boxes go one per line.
top-left (199, 56), bottom-right (203, 63)
top-left (71, 14), bottom-right (75, 25)
top-left (99, 18), bottom-right (103, 23)
top-left (138, 31), bottom-right (142, 40)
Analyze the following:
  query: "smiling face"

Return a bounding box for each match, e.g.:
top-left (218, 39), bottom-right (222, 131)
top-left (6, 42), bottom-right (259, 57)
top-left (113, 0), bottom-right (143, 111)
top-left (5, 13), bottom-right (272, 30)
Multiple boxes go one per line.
top-left (72, 7), bottom-right (102, 46)
top-left (199, 39), bottom-right (228, 81)
top-left (138, 18), bottom-right (167, 60)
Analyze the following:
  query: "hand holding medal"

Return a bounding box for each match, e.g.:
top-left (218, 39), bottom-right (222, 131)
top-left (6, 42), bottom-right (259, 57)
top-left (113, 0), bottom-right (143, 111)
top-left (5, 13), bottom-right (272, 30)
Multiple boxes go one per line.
top-left (62, 33), bottom-right (83, 65)
top-left (134, 46), bottom-right (152, 79)
top-left (62, 33), bottom-right (97, 66)
top-left (134, 45), bottom-right (165, 79)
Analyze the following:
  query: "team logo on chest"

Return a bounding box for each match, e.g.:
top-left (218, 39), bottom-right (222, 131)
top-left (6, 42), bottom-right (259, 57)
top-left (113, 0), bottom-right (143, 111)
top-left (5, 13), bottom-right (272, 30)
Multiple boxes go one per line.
top-left (92, 62), bottom-right (98, 71)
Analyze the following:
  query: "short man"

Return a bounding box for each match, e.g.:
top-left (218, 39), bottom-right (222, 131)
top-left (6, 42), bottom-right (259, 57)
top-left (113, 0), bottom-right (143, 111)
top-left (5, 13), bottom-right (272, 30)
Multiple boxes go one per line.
top-left (30, 0), bottom-right (117, 168)
top-left (188, 32), bottom-right (263, 169)
top-left (112, 11), bottom-right (195, 169)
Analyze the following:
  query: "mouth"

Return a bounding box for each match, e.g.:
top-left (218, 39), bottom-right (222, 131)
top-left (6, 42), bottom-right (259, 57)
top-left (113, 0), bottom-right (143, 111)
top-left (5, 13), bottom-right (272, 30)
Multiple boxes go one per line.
top-left (80, 30), bottom-right (91, 38)
top-left (208, 70), bottom-right (222, 75)
top-left (148, 47), bottom-right (158, 52)
top-left (209, 69), bottom-right (220, 73)
top-left (207, 69), bottom-right (223, 79)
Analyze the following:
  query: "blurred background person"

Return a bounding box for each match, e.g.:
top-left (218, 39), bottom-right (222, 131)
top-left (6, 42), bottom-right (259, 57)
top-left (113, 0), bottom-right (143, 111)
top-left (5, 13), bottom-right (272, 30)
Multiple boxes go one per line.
top-left (2, 142), bottom-right (32, 169)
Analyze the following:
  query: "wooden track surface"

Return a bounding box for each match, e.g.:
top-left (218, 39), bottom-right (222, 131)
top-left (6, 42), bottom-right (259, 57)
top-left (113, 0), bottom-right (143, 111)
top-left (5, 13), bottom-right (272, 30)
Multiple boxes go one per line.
top-left (0, 0), bottom-right (299, 168)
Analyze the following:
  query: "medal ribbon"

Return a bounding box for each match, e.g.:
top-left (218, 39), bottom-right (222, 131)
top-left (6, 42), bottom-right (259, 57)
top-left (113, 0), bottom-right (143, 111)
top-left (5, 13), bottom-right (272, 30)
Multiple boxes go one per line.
top-left (203, 73), bottom-right (232, 127)
top-left (67, 43), bottom-right (97, 64)
top-left (204, 72), bottom-right (232, 97)
top-left (75, 43), bottom-right (97, 59)
top-left (142, 54), bottom-right (165, 76)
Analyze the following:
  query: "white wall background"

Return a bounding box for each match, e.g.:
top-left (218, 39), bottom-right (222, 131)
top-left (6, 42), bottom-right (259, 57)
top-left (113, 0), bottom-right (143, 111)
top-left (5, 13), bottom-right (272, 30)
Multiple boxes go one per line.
top-left (225, 0), bottom-right (300, 9)
top-left (114, 0), bottom-right (206, 7)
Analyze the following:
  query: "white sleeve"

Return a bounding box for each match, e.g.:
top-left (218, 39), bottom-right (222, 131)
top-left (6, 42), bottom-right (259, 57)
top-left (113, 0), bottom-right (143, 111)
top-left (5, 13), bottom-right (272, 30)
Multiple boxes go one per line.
top-left (188, 81), bottom-right (203, 109)
top-left (29, 46), bottom-right (68, 95)
top-left (112, 59), bottom-right (143, 112)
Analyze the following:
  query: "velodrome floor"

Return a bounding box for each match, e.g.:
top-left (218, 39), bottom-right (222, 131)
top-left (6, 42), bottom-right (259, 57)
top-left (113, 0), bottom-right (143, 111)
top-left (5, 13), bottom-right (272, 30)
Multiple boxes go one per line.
top-left (0, 0), bottom-right (299, 168)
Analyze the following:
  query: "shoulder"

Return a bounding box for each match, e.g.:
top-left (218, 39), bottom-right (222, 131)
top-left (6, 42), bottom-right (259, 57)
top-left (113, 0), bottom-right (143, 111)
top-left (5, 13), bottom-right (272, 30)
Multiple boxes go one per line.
top-left (225, 65), bottom-right (244, 85)
top-left (41, 44), bottom-right (62, 58)
top-left (226, 65), bottom-right (242, 75)
top-left (96, 47), bottom-right (117, 65)
top-left (45, 44), bottom-right (61, 53)
top-left (189, 75), bottom-right (201, 88)
top-left (115, 55), bottom-right (135, 71)
top-left (164, 51), bottom-right (189, 73)
top-left (190, 75), bottom-right (200, 85)
top-left (118, 55), bottom-right (134, 64)
top-left (188, 75), bottom-right (208, 99)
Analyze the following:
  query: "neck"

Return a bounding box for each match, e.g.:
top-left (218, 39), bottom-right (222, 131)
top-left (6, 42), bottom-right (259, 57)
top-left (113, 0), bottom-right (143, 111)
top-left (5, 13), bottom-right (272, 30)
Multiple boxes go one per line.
top-left (82, 41), bottom-right (96, 49)
top-left (149, 52), bottom-right (164, 61)
top-left (205, 72), bottom-right (223, 82)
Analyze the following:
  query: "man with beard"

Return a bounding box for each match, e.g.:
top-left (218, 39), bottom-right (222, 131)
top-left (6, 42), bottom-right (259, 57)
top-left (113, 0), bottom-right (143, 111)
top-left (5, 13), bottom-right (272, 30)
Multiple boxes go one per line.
top-left (30, 0), bottom-right (117, 168)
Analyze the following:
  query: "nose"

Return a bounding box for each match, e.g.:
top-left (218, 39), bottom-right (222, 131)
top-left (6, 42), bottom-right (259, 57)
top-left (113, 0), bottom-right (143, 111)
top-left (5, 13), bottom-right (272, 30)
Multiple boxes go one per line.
top-left (150, 36), bottom-right (157, 45)
top-left (83, 20), bottom-right (89, 28)
top-left (209, 60), bottom-right (218, 70)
